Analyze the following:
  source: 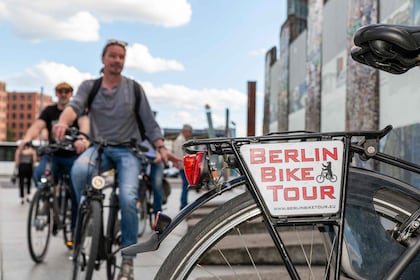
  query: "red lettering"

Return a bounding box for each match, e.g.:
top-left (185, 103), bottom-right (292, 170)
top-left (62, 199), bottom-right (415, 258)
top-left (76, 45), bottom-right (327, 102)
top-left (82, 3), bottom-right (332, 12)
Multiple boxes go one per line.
top-left (323, 147), bottom-right (338, 161)
top-left (320, 185), bottom-right (335, 199)
top-left (285, 168), bottom-right (300, 181)
top-left (278, 169), bottom-right (284, 181)
top-left (301, 149), bottom-right (314, 162)
top-left (266, 185), bottom-right (283, 201)
top-left (269, 150), bottom-right (282, 163)
top-left (261, 167), bottom-right (275, 182)
top-left (301, 167), bottom-right (314, 180)
top-left (265, 185), bottom-right (336, 203)
top-left (315, 148), bottom-right (320, 161)
top-left (250, 148), bottom-right (265, 164)
top-left (302, 186), bottom-right (317, 200)
top-left (284, 187), bottom-right (299, 201)
top-left (284, 149), bottom-right (299, 162)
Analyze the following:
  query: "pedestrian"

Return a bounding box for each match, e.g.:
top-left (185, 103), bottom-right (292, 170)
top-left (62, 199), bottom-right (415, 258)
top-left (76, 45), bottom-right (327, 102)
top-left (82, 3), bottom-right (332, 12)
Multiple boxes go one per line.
top-left (18, 81), bottom-right (89, 237)
top-left (172, 124), bottom-right (193, 210)
top-left (53, 39), bottom-right (168, 280)
top-left (149, 148), bottom-right (181, 216)
top-left (13, 141), bottom-right (37, 204)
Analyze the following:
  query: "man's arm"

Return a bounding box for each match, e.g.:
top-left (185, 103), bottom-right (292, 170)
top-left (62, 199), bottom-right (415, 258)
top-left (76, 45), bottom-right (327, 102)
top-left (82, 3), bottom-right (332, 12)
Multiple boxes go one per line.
top-left (53, 106), bottom-right (78, 141)
top-left (18, 119), bottom-right (46, 151)
top-left (73, 115), bottom-right (90, 154)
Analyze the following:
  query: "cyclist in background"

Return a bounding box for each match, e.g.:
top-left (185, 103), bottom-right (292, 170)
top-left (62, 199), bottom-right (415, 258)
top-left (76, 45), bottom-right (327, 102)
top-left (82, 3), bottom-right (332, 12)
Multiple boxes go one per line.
top-left (18, 81), bottom-right (90, 236)
top-left (53, 39), bottom-right (168, 280)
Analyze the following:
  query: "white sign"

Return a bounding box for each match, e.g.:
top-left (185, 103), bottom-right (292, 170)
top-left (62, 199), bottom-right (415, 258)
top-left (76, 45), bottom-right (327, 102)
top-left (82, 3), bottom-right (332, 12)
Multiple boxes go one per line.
top-left (240, 141), bottom-right (344, 216)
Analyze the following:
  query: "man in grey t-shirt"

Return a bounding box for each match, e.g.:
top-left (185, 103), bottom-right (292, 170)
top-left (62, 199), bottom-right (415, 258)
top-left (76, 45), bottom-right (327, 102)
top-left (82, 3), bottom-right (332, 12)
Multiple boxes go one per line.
top-left (54, 39), bottom-right (168, 280)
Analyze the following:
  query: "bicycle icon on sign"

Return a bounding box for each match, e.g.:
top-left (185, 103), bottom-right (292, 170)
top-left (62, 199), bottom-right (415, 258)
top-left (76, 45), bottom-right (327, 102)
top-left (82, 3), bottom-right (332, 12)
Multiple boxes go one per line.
top-left (316, 161), bottom-right (338, 183)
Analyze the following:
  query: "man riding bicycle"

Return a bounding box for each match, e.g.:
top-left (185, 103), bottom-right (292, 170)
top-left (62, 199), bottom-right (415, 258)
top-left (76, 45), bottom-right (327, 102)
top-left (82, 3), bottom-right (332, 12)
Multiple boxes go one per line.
top-left (18, 81), bottom-right (89, 238)
top-left (53, 39), bottom-right (168, 280)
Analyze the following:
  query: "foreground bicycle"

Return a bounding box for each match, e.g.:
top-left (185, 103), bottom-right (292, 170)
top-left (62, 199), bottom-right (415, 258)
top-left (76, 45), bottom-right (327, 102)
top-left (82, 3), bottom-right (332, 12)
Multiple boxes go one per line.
top-left (27, 137), bottom-right (76, 263)
top-left (71, 131), bottom-right (149, 280)
top-left (123, 24), bottom-right (420, 280)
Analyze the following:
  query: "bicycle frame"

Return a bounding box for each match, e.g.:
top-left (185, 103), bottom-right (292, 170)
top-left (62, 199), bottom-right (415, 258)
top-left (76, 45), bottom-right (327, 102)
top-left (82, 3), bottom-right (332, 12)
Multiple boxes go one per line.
top-left (38, 146), bottom-right (73, 234)
top-left (123, 125), bottom-right (420, 279)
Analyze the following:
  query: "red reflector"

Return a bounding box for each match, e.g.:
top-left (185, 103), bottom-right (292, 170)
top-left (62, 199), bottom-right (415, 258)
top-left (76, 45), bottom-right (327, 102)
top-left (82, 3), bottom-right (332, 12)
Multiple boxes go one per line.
top-left (183, 152), bottom-right (205, 186)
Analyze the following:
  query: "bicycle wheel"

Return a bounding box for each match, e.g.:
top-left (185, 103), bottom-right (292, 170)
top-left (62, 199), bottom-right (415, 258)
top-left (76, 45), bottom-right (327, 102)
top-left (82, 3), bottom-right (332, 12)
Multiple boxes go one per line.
top-left (137, 179), bottom-right (149, 237)
top-left (155, 168), bottom-right (420, 280)
top-left (106, 196), bottom-right (121, 280)
top-left (27, 189), bottom-right (51, 263)
top-left (72, 200), bottom-right (102, 280)
top-left (61, 187), bottom-right (74, 249)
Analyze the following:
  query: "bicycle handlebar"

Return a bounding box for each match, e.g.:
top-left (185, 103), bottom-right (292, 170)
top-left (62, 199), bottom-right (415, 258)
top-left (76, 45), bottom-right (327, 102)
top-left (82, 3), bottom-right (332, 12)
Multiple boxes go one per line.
top-left (66, 127), bottom-right (150, 161)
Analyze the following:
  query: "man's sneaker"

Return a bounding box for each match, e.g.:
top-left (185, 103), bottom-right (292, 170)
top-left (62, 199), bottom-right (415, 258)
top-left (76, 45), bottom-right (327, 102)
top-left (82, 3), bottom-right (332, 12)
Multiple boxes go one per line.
top-left (117, 260), bottom-right (134, 280)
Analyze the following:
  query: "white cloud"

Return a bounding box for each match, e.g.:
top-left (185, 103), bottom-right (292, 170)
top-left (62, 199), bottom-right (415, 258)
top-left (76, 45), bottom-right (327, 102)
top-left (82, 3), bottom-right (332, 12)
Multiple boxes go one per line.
top-left (140, 82), bottom-right (247, 112)
top-left (6, 61), bottom-right (93, 94)
top-left (88, 0), bottom-right (192, 27)
top-left (126, 43), bottom-right (184, 73)
top-left (0, 0), bottom-right (192, 41)
top-left (140, 82), bottom-right (248, 135)
top-left (4, 61), bottom-right (249, 136)
top-left (249, 48), bottom-right (267, 56)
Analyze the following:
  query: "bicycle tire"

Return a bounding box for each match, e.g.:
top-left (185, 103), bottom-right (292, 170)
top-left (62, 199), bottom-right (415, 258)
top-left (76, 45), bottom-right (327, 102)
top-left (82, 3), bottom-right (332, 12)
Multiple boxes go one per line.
top-left (72, 200), bottom-right (102, 280)
top-left (27, 189), bottom-right (51, 263)
top-left (155, 168), bottom-right (420, 280)
top-left (137, 179), bottom-right (149, 237)
top-left (62, 187), bottom-right (73, 249)
top-left (106, 196), bottom-right (121, 280)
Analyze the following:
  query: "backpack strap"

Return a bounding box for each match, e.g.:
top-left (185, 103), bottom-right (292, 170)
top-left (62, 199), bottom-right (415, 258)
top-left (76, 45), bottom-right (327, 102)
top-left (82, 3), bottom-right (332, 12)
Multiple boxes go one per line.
top-left (87, 77), bottom-right (103, 112)
top-left (87, 77), bottom-right (147, 141)
top-left (133, 81), bottom-right (147, 141)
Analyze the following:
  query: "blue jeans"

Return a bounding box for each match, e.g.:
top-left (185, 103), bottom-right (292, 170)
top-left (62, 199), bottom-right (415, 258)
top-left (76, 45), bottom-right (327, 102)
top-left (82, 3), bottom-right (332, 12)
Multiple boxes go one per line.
top-left (180, 169), bottom-right (188, 209)
top-left (34, 154), bottom-right (79, 230)
top-left (71, 145), bottom-right (141, 258)
top-left (150, 162), bottom-right (163, 214)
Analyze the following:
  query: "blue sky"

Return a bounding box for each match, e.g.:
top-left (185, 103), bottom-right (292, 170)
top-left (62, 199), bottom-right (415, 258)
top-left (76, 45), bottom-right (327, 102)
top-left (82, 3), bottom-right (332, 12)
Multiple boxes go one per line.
top-left (0, 0), bottom-right (286, 136)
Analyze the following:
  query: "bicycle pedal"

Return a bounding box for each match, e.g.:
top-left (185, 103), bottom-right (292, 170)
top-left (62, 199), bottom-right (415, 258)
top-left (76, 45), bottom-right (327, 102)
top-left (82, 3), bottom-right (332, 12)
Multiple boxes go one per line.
top-left (153, 212), bottom-right (171, 233)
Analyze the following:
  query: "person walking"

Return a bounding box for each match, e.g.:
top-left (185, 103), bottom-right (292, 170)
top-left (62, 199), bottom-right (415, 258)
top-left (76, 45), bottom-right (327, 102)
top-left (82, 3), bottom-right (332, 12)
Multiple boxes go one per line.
top-left (172, 124), bottom-right (193, 210)
top-left (13, 142), bottom-right (37, 204)
top-left (53, 39), bottom-right (168, 280)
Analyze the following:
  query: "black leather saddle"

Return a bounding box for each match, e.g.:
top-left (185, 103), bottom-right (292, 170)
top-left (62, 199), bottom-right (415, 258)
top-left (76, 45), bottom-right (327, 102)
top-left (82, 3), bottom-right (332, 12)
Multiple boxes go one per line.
top-left (351, 24), bottom-right (420, 74)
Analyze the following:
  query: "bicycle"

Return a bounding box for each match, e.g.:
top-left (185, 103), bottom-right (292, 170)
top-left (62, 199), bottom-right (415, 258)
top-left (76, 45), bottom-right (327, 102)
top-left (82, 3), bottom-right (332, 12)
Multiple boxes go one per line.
top-left (137, 160), bottom-right (172, 238)
top-left (123, 125), bottom-right (420, 279)
top-left (122, 24), bottom-right (420, 280)
top-left (71, 132), bottom-right (149, 280)
top-left (26, 138), bottom-right (77, 263)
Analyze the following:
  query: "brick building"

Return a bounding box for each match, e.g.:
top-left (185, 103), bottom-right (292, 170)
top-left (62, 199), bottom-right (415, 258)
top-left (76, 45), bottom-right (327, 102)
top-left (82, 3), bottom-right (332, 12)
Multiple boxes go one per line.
top-left (1, 82), bottom-right (53, 141)
top-left (0, 83), bottom-right (7, 141)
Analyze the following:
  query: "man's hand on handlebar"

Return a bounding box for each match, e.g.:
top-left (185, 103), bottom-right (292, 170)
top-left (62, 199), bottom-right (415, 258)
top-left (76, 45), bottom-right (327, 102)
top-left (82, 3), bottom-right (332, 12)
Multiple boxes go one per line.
top-left (53, 123), bottom-right (69, 141)
top-left (73, 138), bottom-right (89, 154)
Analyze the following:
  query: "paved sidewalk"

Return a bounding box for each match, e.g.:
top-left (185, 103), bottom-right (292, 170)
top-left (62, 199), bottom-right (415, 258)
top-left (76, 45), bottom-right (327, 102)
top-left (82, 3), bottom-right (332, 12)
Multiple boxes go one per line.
top-left (0, 176), bottom-right (193, 280)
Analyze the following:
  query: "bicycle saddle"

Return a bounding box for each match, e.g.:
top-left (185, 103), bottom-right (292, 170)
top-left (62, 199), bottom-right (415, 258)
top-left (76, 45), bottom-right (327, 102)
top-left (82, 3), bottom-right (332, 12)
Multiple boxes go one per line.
top-left (351, 24), bottom-right (420, 74)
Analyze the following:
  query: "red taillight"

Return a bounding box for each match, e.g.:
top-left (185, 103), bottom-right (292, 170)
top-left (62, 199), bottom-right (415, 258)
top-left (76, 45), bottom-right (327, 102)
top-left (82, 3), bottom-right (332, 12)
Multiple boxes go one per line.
top-left (183, 152), bottom-right (205, 186)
